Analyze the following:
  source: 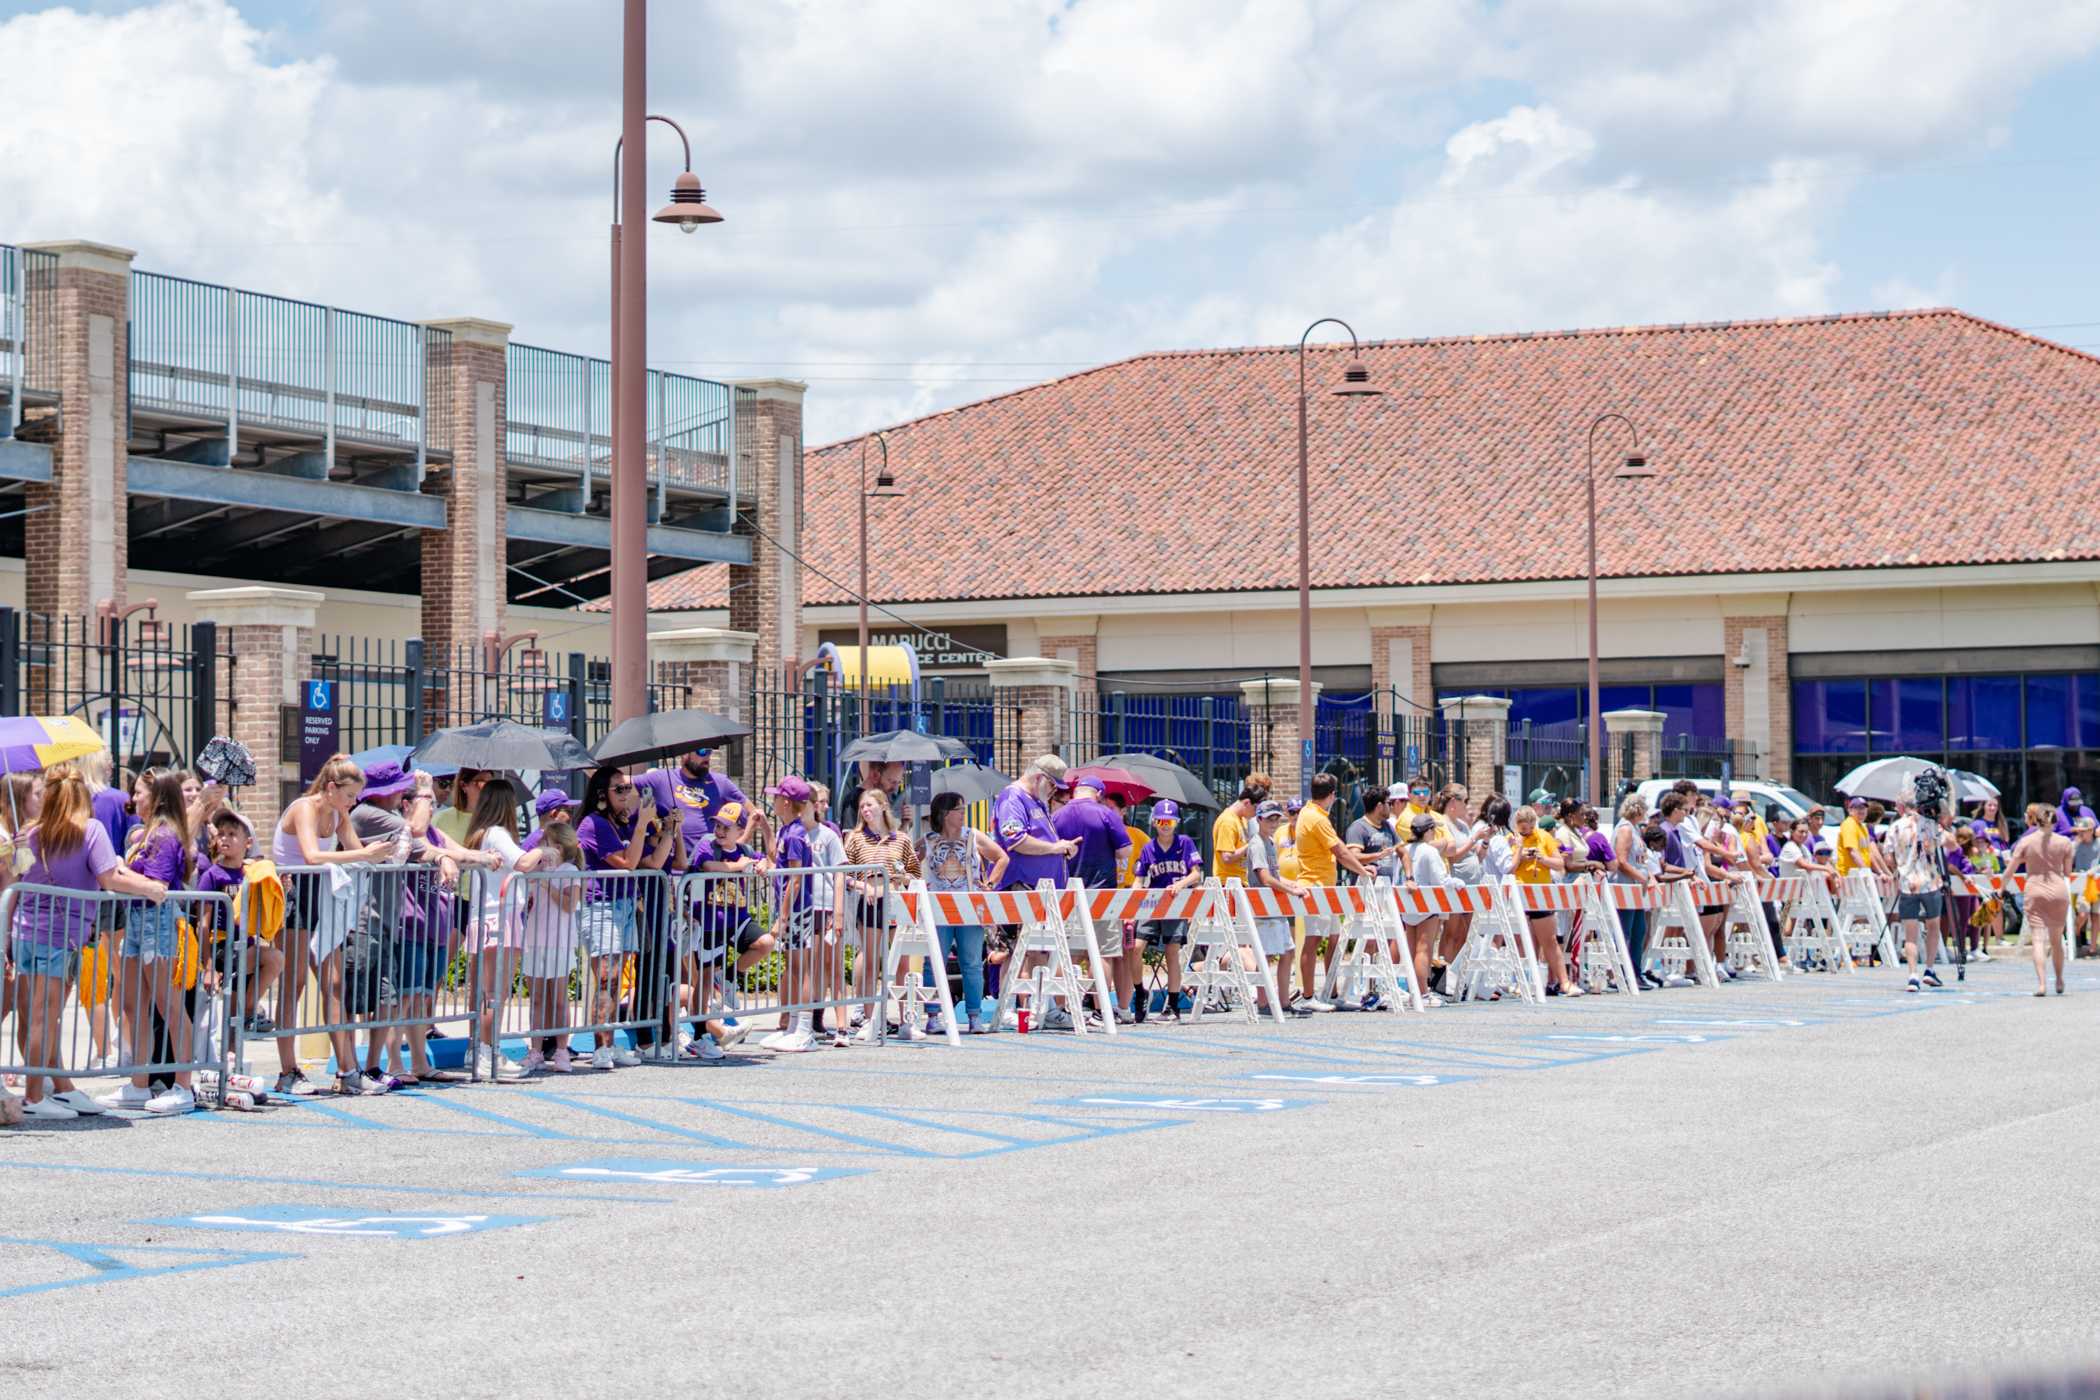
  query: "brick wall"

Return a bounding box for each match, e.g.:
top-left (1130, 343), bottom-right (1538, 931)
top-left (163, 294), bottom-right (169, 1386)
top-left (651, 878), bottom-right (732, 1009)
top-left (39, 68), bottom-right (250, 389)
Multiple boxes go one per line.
top-left (1040, 633), bottom-right (1097, 755)
top-left (1369, 623), bottom-right (1432, 710)
top-left (22, 243), bottom-right (132, 618)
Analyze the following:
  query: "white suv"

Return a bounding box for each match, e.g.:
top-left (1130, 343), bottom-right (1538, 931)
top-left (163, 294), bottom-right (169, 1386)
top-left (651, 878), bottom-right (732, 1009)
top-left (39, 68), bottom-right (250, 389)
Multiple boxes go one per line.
top-left (1631, 778), bottom-right (1824, 824)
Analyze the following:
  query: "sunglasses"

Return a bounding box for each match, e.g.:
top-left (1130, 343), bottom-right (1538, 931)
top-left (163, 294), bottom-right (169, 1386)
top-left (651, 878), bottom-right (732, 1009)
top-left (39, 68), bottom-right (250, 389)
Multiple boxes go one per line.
top-left (611, 783), bottom-right (635, 795)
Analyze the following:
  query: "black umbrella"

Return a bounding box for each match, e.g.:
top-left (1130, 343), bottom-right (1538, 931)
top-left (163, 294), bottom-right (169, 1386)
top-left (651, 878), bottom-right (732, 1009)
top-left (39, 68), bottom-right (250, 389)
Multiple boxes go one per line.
top-left (838, 729), bottom-right (975, 765)
top-left (1089, 752), bottom-right (1216, 808)
top-left (929, 760), bottom-right (1010, 805)
top-left (591, 708), bottom-right (750, 768)
top-left (408, 720), bottom-right (593, 774)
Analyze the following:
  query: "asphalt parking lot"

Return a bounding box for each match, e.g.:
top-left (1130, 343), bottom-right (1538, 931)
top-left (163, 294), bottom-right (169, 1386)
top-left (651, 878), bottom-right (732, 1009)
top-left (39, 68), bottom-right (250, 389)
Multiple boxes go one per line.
top-left (4, 960), bottom-right (2097, 1399)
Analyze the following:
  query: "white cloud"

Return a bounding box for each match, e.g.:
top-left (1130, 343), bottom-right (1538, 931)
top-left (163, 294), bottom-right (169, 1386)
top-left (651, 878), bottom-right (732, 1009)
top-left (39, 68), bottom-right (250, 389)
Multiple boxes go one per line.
top-left (0, 0), bottom-right (2092, 450)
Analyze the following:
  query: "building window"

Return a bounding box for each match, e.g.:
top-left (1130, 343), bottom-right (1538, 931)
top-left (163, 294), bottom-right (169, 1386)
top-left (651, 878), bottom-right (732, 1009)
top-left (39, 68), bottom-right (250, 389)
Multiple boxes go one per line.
top-left (1438, 683), bottom-right (1724, 739)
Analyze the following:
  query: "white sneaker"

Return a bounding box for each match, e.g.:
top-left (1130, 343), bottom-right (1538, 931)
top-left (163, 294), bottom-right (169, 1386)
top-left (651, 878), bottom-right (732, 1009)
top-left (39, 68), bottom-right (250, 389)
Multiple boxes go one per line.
top-left (1664, 974), bottom-right (1695, 988)
top-left (714, 1021), bottom-right (749, 1048)
top-left (144, 1084), bottom-right (195, 1116)
top-left (51, 1089), bottom-right (107, 1116)
top-left (689, 1036), bottom-right (725, 1063)
top-left (21, 1095), bottom-right (77, 1119)
top-left (590, 1046), bottom-right (616, 1070)
top-left (519, 1051), bottom-right (547, 1077)
top-left (1419, 992), bottom-right (1447, 1009)
top-left (758, 1029), bottom-right (795, 1051)
top-left (900, 1021), bottom-right (928, 1041)
top-left (999, 1009), bottom-right (1021, 1031)
top-left (1299, 996), bottom-right (1335, 1013)
top-left (770, 1028), bottom-right (816, 1054)
top-left (97, 1082), bottom-right (153, 1110)
top-left (1040, 1007), bottom-right (1074, 1030)
top-left (612, 1048), bottom-right (642, 1068)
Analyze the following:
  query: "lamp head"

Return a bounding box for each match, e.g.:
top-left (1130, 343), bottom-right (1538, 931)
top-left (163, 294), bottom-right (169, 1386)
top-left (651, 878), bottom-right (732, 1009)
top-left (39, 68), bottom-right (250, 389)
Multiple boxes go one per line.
top-left (868, 467), bottom-right (904, 498)
top-left (653, 171), bottom-right (722, 233)
top-left (1613, 453), bottom-right (1656, 480)
top-left (1332, 361), bottom-right (1383, 398)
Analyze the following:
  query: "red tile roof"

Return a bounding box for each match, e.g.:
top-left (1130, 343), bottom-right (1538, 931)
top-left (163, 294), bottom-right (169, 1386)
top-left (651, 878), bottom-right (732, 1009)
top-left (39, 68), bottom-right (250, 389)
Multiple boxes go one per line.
top-left (612, 309), bottom-right (2100, 612)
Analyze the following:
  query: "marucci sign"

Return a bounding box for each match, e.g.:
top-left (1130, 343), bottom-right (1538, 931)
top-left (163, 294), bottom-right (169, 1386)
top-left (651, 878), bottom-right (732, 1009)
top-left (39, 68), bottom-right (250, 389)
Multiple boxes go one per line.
top-left (816, 625), bottom-right (1007, 674)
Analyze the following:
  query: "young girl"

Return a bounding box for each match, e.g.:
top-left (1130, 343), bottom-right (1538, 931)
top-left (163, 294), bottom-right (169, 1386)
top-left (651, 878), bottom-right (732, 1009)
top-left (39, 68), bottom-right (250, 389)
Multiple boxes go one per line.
top-left (517, 818), bottom-right (586, 1073)
top-left (1402, 813), bottom-right (1451, 1009)
top-left (270, 754), bottom-right (388, 1097)
top-left (1513, 803), bottom-right (1581, 996)
top-left (842, 789), bottom-right (922, 1040)
top-left (460, 780), bottom-right (550, 1076)
top-left (98, 768), bottom-right (198, 1114)
top-left (13, 764), bottom-right (171, 1120)
top-left (760, 777), bottom-right (822, 1053)
top-left (919, 790), bottom-right (1008, 1035)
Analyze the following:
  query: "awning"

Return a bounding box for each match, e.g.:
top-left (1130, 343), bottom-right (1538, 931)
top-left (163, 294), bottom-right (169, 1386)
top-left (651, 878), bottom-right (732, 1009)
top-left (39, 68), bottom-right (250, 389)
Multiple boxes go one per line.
top-left (820, 642), bottom-right (918, 691)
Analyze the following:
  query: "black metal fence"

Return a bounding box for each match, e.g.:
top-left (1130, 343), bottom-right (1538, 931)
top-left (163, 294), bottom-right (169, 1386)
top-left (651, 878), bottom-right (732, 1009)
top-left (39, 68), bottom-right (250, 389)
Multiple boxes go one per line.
top-left (1658, 732), bottom-right (1759, 781)
top-left (0, 607), bottom-right (235, 781)
top-left (1068, 689), bottom-right (1262, 807)
top-left (746, 672), bottom-right (1021, 809)
top-left (1507, 719), bottom-right (1589, 804)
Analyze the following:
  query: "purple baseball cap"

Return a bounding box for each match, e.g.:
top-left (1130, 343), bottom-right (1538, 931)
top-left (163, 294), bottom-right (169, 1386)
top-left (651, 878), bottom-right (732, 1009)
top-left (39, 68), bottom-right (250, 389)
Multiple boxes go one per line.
top-left (766, 775), bottom-right (813, 802)
top-left (534, 788), bottom-right (578, 816)
top-left (1152, 799), bottom-right (1180, 822)
top-left (359, 760), bottom-right (416, 801)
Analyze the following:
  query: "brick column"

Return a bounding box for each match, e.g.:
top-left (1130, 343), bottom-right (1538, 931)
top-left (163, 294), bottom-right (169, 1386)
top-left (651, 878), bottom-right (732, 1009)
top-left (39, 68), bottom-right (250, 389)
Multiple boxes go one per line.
top-left (20, 240), bottom-right (132, 619)
top-left (651, 627), bottom-right (758, 791)
top-left (1723, 607), bottom-right (1791, 784)
top-left (728, 380), bottom-right (807, 690)
top-left (187, 586), bottom-right (324, 836)
top-left (1240, 677), bottom-right (1320, 801)
top-left (1039, 617), bottom-right (1099, 758)
top-left (1602, 707), bottom-right (1666, 792)
top-left (419, 317), bottom-right (510, 675)
top-left (1438, 694), bottom-right (1512, 799)
top-left (987, 657), bottom-right (1077, 770)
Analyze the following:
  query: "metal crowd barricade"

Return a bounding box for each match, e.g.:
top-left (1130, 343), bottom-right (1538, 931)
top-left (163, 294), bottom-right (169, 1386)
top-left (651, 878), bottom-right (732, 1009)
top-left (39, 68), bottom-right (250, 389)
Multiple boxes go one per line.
top-left (231, 862), bottom-right (478, 1088)
top-left (475, 866), bottom-right (677, 1075)
top-left (1, 882), bottom-right (238, 1104)
top-left (672, 862), bottom-right (892, 1055)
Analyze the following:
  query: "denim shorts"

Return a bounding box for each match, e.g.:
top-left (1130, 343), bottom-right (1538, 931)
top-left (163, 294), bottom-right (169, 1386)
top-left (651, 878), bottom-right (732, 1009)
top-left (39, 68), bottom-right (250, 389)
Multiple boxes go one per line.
top-left (581, 897), bottom-right (637, 957)
top-left (120, 900), bottom-right (181, 961)
top-left (1895, 890), bottom-right (1945, 922)
top-left (12, 936), bottom-right (76, 980)
top-left (392, 939), bottom-right (442, 996)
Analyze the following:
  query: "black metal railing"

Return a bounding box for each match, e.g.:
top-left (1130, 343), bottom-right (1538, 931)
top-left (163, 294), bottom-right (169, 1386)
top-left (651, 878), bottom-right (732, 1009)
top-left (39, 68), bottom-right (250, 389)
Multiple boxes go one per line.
top-left (1, 608), bottom-right (235, 781)
top-left (745, 672), bottom-right (1020, 810)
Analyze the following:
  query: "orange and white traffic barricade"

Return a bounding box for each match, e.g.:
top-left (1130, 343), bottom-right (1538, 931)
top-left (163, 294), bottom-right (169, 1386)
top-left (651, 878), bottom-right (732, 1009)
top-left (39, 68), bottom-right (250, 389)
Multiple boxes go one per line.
top-left (1181, 878), bottom-right (1287, 1024)
top-left (1834, 873), bottom-right (1898, 966)
top-left (888, 882), bottom-right (966, 1047)
top-left (1561, 876), bottom-right (1642, 995)
top-left (1647, 879), bottom-right (1723, 988)
top-left (1311, 879), bottom-right (1421, 1012)
top-left (1697, 875), bottom-right (1785, 981)
top-left (986, 880), bottom-right (1119, 1036)
top-left (1441, 879), bottom-right (1545, 1005)
top-left (1768, 873), bottom-right (1854, 972)
top-left (1600, 880), bottom-right (1672, 987)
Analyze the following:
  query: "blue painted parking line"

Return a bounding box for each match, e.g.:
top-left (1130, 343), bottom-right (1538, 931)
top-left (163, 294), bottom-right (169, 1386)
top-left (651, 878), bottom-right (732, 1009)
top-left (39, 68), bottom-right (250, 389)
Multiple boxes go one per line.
top-left (520, 1091), bottom-right (758, 1149)
top-left (1037, 1094), bottom-right (1315, 1113)
top-left (1652, 1017), bottom-right (1816, 1029)
top-left (0, 1160), bottom-right (677, 1205)
top-left (518, 1159), bottom-right (869, 1188)
top-left (1241, 1070), bottom-right (1474, 1087)
top-left (144, 1205), bottom-right (546, 1238)
top-left (0, 1236), bottom-right (298, 1300)
top-left (1533, 1033), bottom-right (1733, 1045)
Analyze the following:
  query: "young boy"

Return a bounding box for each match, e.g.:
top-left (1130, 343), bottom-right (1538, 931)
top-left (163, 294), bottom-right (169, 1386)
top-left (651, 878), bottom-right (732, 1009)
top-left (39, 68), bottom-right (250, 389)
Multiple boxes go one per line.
top-left (1245, 800), bottom-right (1311, 1016)
top-left (194, 810), bottom-right (285, 1035)
top-left (1132, 799), bottom-right (1202, 1020)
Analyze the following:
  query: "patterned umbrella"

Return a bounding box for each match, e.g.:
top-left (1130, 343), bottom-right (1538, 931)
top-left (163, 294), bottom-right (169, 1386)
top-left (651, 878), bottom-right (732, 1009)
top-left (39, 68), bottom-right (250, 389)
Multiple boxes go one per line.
top-left (0, 715), bottom-right (106, 774)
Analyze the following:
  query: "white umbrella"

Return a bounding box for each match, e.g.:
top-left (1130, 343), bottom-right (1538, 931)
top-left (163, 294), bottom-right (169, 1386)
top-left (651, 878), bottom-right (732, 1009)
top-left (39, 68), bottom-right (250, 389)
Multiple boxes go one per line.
top-left (1833, 756), bottom-right (1998, 803)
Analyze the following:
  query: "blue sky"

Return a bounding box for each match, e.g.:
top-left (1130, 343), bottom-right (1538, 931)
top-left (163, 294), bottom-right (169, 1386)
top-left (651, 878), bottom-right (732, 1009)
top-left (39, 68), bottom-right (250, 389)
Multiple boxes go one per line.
top-left (2, 0), bottom-right (2097, 438)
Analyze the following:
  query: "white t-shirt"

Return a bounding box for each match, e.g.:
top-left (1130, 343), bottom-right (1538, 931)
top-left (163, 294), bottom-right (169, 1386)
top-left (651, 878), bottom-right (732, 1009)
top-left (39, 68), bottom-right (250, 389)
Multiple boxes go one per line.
top-left (809, 823), bottom-right (847, 912)
top-left (1243, 829), bottom-right (1293, 956)
top-left (518, 857), bottom-right (581, 947)
top-left (1480, 830), bottom-right (1517, 881)
top-left (1778, 841), bottom-right (1806, 878)
top-left (473, 827), bottom-right (526, 932)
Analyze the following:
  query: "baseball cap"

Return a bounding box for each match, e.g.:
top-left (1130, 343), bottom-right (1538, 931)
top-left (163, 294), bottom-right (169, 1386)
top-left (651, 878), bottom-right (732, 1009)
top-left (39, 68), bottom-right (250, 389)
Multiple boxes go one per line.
top-left (1386, 782), bottom-right (1409, 802)
top-left (359, 760), bottom-right (416, 801)
top-left (766, 775), bottom-right (814, 802)
top-left (712, 801), bottom-right (745, 827)
top-left (1153, 799), bottom-right (1180, 823)
top-left (1846, 795), bottom-right (1868, 808)
top-left (1074, 774), bottom-right (1106, 794)
top-left (1712, 796), bottom-right (1735, 810)
top-left (1028, 754), bottom-right (1069, 784)
top-left (1255, 800), bottom-right (1285, 820)
top-left (533, 789), bottom-right (578, 816)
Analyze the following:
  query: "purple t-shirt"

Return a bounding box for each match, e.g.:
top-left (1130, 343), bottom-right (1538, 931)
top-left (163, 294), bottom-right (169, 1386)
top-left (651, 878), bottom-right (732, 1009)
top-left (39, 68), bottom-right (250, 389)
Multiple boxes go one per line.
top-left (1053, 799), bottom-right (1129, 889)
top-left (129, 825), bottom-right (188, 887)
top-left (91, 785), bottom-right (133, 853)
top-left (1583, 830), bottom-right (1615, 866)
top-left (641, 767), bottom-right (751, 855)
top-left (575, 810), bottom-right (642, 899)
top-left (1134, 833), bottom-right (1201, 889)
top-left (992, 783), bottom-right (1062, 892)
top-left (194, 859), bottom-right (243, 935)
top-left (15, 822), bottom-right (120, 949)
top-left (773, 819), bottom-right (812, 913)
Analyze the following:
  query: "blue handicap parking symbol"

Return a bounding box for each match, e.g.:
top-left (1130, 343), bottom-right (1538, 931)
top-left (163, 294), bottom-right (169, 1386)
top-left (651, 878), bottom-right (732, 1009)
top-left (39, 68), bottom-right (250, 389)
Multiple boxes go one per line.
top-left (143, 1205), bottom-right (544, 1239)
top-left (1242, 1071), bottom-right (1474, 1087)
top-left (517, 1159), bottom-right (868, 1189)
top-left (306, 680), bottom-right (333, 712)
top-left (1038, 1094), bottom-right (1313, 1114)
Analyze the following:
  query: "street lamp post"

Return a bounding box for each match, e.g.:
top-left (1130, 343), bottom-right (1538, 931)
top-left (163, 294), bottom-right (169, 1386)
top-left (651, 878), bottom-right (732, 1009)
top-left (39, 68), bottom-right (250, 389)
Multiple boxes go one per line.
top-left (610, 0), bottom-right (722, 728)
top-left (1295, 319), bottom-right (1384, 800)
top-left (1585, 412), bottom-right (1654, 805)
top-left (857, 431), bottom-right (904, 737)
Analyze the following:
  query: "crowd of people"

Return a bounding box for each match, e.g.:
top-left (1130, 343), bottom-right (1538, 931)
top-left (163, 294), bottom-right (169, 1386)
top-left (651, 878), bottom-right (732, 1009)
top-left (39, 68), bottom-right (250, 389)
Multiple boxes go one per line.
top-left (0, 743), bottom-right (2082, 1124)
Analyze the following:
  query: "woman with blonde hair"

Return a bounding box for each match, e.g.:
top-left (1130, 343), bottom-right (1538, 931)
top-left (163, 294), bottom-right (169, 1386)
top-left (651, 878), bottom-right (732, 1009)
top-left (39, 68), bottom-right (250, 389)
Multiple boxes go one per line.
top-left (841, 788), bottom-right (921, 1041)
top-left (269, 754), bottom-right (388, 1097)
top-left (11, 764), bottom-right (172, 1119)
top-left (97, 767), bottom-right (199, 1113)
top-left (2006, 802), bottom-right (2073, 996)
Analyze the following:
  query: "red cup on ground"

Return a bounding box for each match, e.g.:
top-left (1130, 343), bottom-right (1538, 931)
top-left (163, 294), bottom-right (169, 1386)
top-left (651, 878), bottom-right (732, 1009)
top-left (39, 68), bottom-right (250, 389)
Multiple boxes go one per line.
top-left (1017, 1007), bottom-right (1032, 1034)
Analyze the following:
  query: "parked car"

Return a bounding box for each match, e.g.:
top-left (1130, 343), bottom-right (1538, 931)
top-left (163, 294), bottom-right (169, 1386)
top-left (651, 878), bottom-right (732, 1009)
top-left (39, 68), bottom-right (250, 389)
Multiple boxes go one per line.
top-left (1632, 777), bottom-right (1824, 824)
